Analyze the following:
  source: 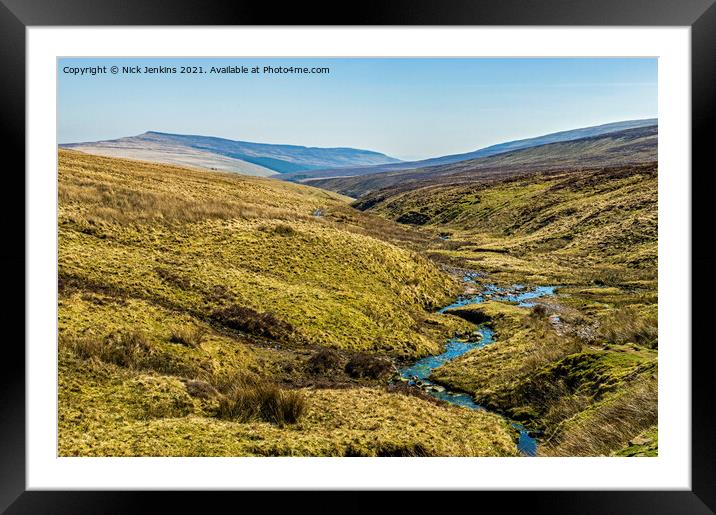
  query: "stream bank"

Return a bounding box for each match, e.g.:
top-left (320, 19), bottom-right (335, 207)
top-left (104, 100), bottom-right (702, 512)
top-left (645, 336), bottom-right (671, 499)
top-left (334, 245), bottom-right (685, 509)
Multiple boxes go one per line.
top-left (397, 279), bottom-right (556, 456)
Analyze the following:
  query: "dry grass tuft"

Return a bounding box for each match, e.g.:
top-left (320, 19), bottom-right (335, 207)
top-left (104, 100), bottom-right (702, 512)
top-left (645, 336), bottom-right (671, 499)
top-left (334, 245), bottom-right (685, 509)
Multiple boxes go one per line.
top-left (216, 376), bottom-right (307, 425)
top-left (305, 348), bottom-right (343, 375)
top-left (269, 223), bottom-right (297, 237)
top-left (62, 330), bottom-right (155, 369)
top-left (169, 325), bottom-right (207, 349)
top-left (518, 316), bottom-right (583, 376)
top-left (597, 306), bottom-right (658, 348)
top-left (184, 379), bottom-right (218, 399)
top-left (344, 353), bottom-right (395, 379)
top-left (530, 304), bottom-right (548, 319)
top-left (211, 304), bottom-right (294, 341)
top-left (542, 377), bottom-right (657, 456)
top-left (60, 329), bottom-right (211, 379)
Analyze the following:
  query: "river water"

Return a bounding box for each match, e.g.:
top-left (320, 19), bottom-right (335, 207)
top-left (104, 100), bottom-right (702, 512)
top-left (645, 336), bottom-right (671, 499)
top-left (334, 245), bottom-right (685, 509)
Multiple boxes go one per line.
top-left (398, 281), bottom-right (555, 456)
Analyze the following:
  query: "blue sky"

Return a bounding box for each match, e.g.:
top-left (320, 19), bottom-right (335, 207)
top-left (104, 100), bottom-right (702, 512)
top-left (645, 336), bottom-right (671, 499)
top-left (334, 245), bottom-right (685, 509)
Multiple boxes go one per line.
top-left (58, 58), bottom-right (657, 161)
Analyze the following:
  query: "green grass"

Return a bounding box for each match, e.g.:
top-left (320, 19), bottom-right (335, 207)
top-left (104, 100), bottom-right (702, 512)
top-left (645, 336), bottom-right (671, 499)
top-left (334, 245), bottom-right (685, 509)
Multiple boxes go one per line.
top-left (612, 426), bottom-right (658, 457)
top-left (429, 302), bottom-right (657, 456)
top-left (431, 301), bottom-right (583, 406)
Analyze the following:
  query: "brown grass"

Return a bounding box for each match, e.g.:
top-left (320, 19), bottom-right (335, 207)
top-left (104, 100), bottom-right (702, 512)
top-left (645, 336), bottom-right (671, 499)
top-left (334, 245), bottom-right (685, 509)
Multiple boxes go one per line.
top-left (60, 330), bottom-right (211, 378)
top-left (532, 380), bottom-right (593, 433)
top-left (62, 330), bottom-right (154, 368)
top-left (344, 353), bottom-right (395, 379)
top-left (541, 377), bottom-right (657, 456)
top-left (518, 317), bottom-right (583, 376)
top-left (261, 223), bottom-right (297, 237)
top-left (305, 348), bottom-right (343, 375)
top-left (169, 325), bottom-right (207, 349)
top-left (344, 442), bottom-right (433, 457)
top-left (216, 376), bottom-right (307, 425)
top-left (385, 382), bottom-right (449, 407)
top-left (59, 181), bottom-right (267, 227)
top-left (597, 306), bottom-right (658, 348)
top-left (184, 379), bottom-right (218, 399)
top-left (211, 304), bottom-right (294, 341)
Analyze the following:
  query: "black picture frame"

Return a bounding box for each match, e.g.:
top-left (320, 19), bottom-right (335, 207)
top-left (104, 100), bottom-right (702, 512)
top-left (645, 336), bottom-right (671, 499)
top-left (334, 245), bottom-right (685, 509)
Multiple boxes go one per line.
top-left (3, 1), bottom-right (715, 512)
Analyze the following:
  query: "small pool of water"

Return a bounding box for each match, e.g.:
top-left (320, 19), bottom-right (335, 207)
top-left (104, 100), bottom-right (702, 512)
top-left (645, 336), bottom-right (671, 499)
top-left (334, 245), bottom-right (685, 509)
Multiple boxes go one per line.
top-left (438, 284), bottom-right (556, 313)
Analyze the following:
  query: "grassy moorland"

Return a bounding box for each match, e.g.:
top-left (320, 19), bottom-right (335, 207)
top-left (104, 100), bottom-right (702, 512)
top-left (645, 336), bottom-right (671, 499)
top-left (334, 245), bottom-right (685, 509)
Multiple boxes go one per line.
top-left (356, 164), bottom-right (657, 285)
top-left (353, 163), bottom-right (658, 456)
top-left (58, 146), bottom-right (658, 457)
top-left (309, 125), bottom-right (657, 198)
top-left (57, 149), bottom-right (516, 457)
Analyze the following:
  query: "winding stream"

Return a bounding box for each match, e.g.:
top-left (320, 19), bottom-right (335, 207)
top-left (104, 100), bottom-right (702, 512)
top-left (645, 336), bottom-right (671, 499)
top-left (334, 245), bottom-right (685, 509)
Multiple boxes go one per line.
top-left (398, 280), bottom-right (556, 456)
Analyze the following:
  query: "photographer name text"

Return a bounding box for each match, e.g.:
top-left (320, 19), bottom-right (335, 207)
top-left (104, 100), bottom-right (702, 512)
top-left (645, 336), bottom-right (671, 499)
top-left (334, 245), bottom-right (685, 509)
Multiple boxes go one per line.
top-left (61, 65), bottom-right (331, 76)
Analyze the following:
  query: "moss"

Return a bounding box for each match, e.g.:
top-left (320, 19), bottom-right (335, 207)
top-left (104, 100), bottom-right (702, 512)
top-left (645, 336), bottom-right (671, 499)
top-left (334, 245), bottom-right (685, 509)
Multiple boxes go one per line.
top-left (612, 426), bottom-right (658, 457)
top-left (539, 346), bottom-right (657, 396)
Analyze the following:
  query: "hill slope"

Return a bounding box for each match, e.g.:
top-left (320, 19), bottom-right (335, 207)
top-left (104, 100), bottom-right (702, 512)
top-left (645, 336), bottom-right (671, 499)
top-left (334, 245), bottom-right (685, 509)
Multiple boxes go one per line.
top-left (58, 149), bottom-right (519, 457)
top-left (61, 131), bottom-right (402, 176)
top-left (308, 125), bottom-right (657, 198)
top-left (60, 134), bottom-right (278, 177)
top-left (355, 163), bottom-right (657, 283)
top-left (348, 161), bottom-right (658, 457)
top-left (281, 118), bottom-right (657, 182)
top-left (59, 149), bottom-right (461, 355)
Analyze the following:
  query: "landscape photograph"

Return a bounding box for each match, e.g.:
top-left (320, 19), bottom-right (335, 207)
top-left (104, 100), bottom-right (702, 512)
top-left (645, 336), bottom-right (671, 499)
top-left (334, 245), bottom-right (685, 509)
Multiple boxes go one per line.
top-left (57, 57), bottom-right (658, 457)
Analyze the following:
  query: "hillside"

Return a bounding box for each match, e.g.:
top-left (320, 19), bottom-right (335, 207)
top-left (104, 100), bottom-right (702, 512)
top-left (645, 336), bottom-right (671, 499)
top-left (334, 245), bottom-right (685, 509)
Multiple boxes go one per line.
top-left (281, 118), bottom-right (657, 183)
top-left (347, 162), bottom-right (658, 456)
top-left (308, 125), bottom-right (657, 198)
top-left (58, 149), bottom-right (518, 457)
top-left (61, 131), bottom-right (401, 176)
top-left (355, 163), bottom-right (658, 283)
top-left (60, 135), bottom-right (278, 177)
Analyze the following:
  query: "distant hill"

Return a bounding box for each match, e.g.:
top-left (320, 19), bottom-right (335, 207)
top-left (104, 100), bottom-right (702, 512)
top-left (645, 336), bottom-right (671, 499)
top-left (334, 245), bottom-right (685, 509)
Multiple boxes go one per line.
top-left (281, 118), bottom-right (657, 182)
top-left (310, 124), bottom-right (657, 199)
top-left (60, 131), bottom-right (402, 177)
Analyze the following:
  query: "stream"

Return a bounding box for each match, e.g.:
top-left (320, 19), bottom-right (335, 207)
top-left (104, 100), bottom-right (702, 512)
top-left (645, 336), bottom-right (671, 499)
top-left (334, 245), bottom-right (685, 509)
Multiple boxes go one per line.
top-left (397, 280), bottom-right (556, 456)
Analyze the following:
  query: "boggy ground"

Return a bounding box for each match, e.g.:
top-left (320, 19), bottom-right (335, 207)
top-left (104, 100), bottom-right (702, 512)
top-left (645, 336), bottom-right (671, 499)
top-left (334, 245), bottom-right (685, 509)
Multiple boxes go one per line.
top-left (356, 164), bottom-right (659, 456)
top-left (57, 150), bottom-right (513, 457)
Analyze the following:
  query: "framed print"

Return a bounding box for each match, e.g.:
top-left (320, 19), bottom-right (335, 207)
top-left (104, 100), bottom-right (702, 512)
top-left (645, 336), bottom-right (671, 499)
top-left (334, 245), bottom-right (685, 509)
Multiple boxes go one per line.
top-left (4, 0), bottom-right (716, 512)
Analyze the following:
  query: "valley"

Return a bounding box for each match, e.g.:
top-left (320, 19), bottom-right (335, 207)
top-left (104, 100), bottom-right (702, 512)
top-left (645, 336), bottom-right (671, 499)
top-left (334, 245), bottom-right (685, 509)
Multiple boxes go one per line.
top-left (350, 161), bottom-right (658, 457)
top-left (58, 118), bottom-right (658, 457)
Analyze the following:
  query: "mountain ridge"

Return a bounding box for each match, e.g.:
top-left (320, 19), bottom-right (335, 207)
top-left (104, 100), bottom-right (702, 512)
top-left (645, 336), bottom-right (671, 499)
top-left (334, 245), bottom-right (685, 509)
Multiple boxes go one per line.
top-left (281, 118), bottom-right (657, 182)
top-left (307, 124), bottom-right (658, 198)
top-left (60, 131), bottom-right (402, 177)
